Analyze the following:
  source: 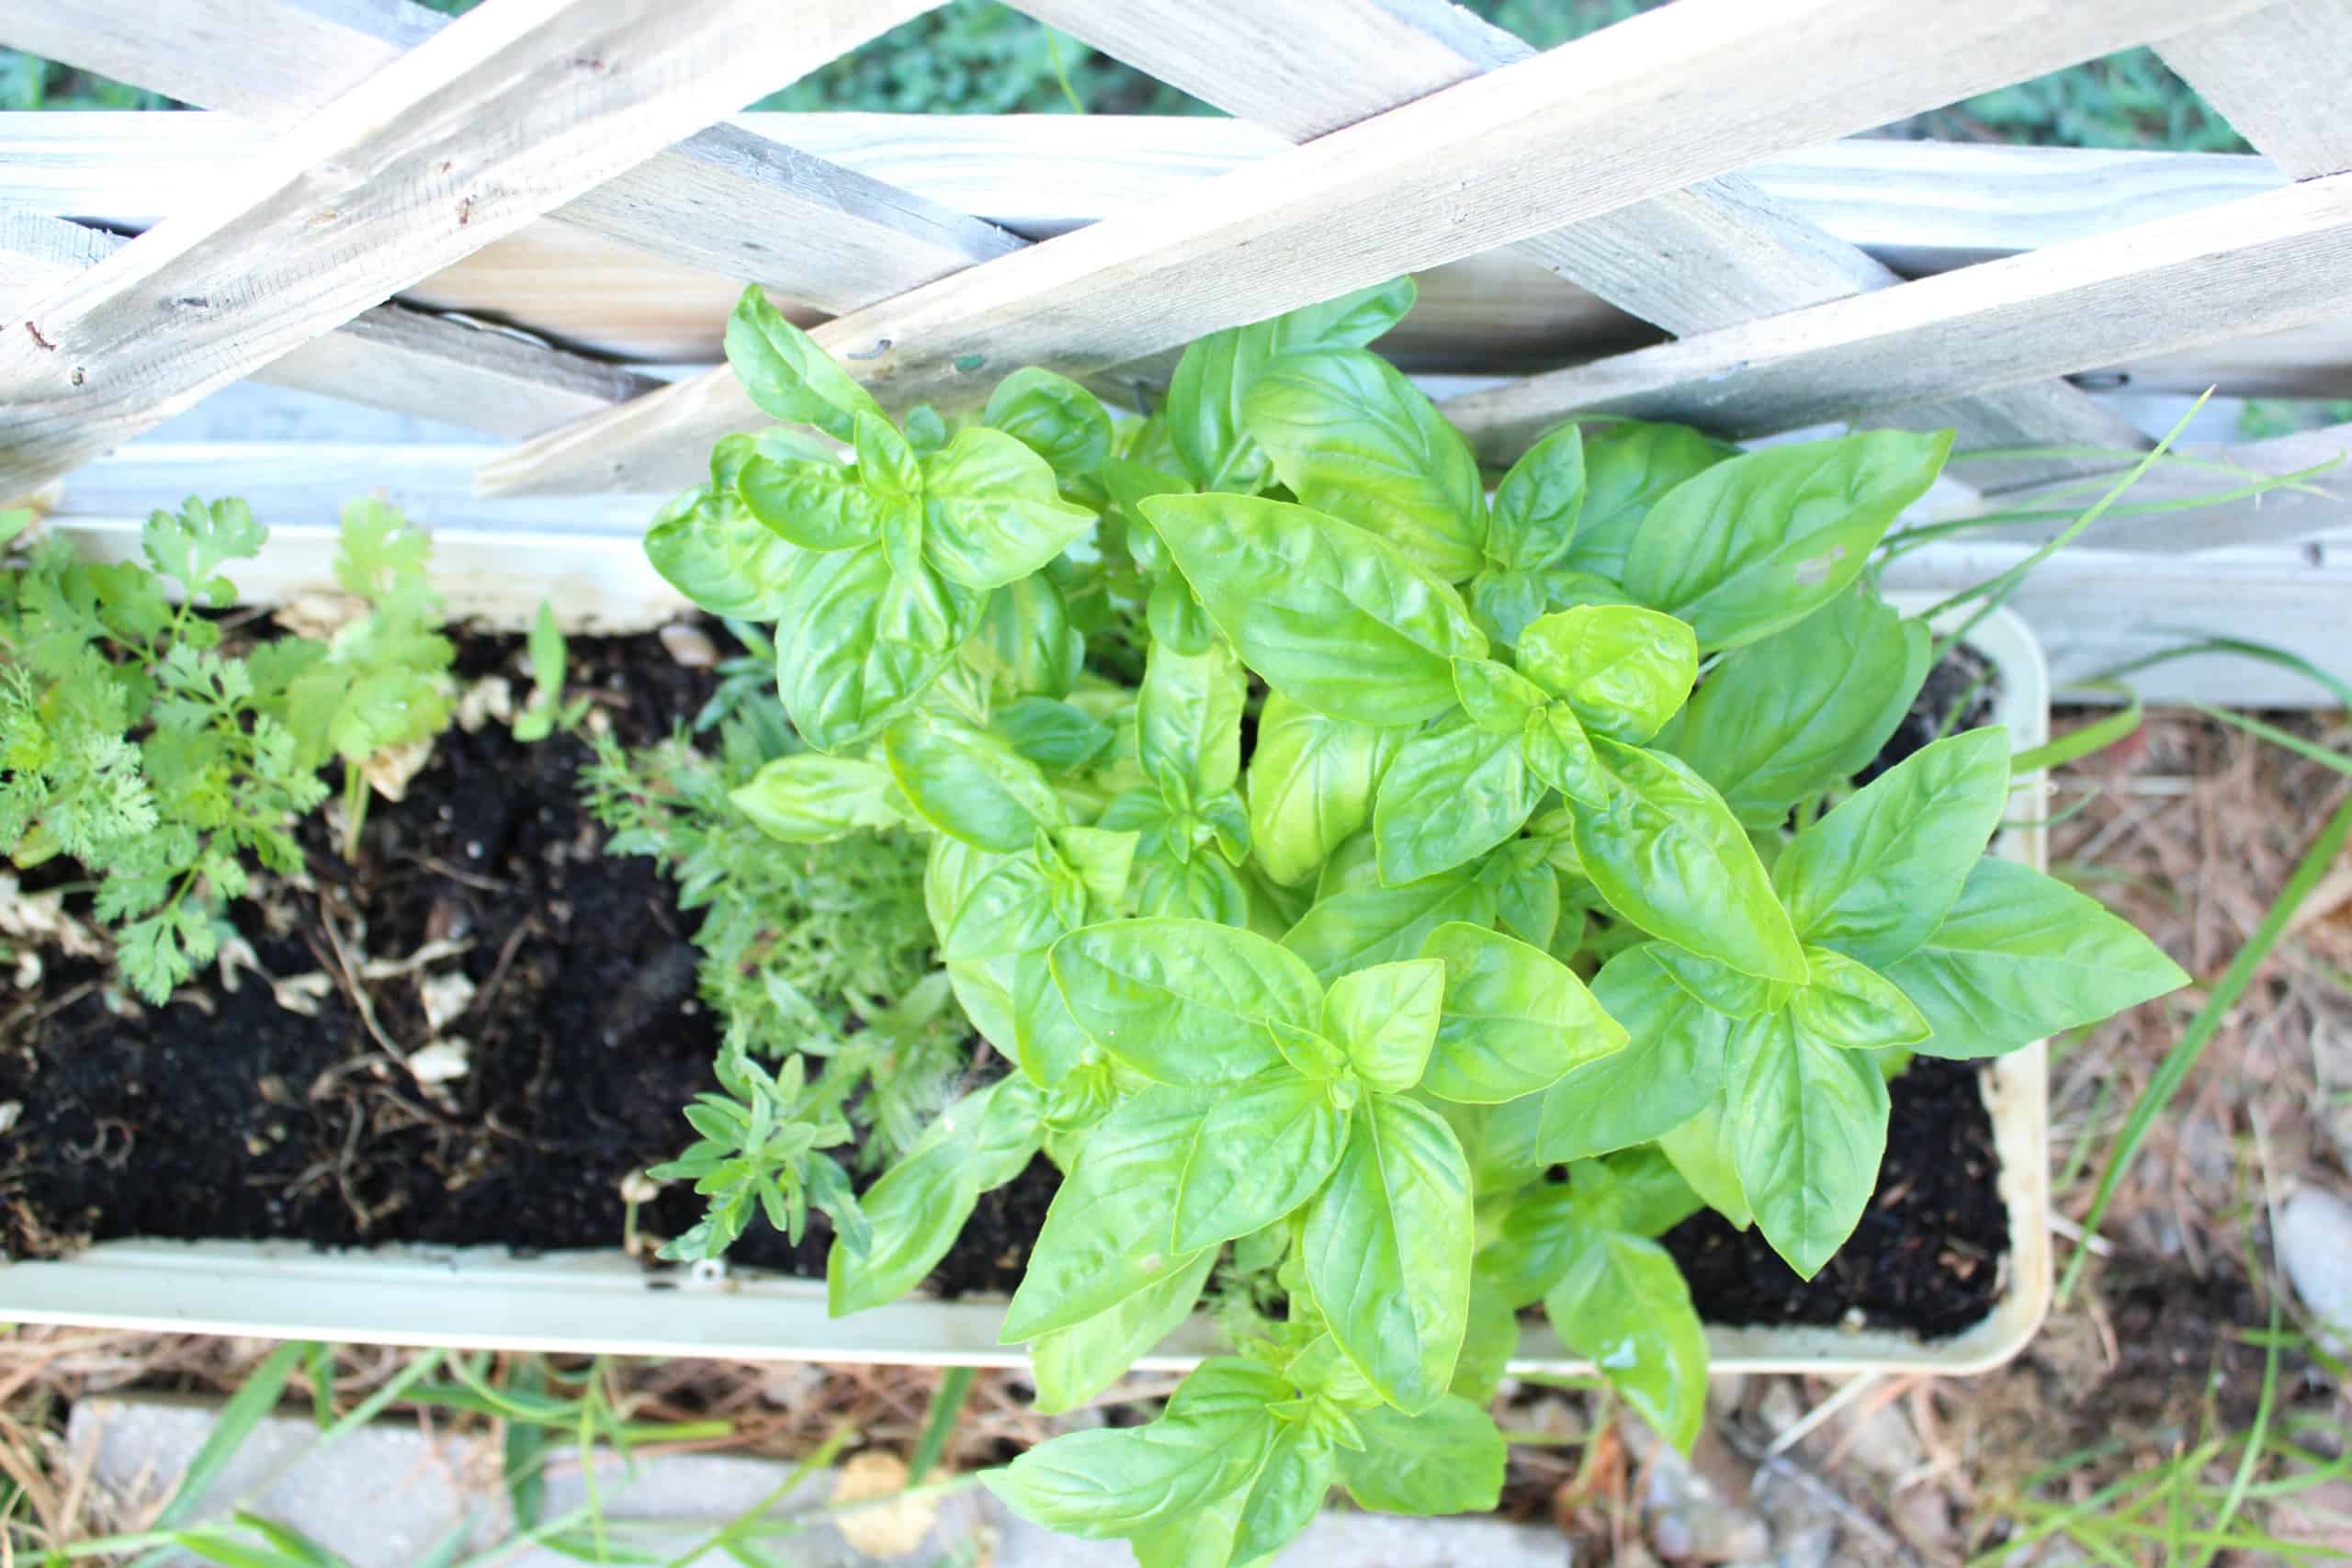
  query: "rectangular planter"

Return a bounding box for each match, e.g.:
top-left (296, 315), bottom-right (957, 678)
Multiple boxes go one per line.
top-left (0, 532), bottom-right (2051, 1378)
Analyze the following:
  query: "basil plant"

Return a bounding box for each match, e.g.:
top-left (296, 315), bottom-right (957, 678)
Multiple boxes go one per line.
top-left (645, 279), bottom-right (2187, 1562)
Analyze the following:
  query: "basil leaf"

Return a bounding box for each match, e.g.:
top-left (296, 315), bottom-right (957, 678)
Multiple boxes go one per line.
top-left (711, 426), bottom-right (835, 491)
top-left (985, 367), bottom-right (1114, 477)
top-left (722, 286), bottom-right (884, 443)
top-left (1030, 1247), bottom-right (1218, 1416)
top-left (1283, 860), bottom-right (1498, 987)
top-left (983, 1359), bottom-right (1283, 1534)
top-left (739, 454), bottom-right (883, 551)
top-left (1562, 420), bottom-right (1737, 581)
top-left (970, 573), bottom-right (1084, 698)
top-left (1418, 922), bottom-right (1626, 1105)
top-left (1884, 856), bottom-right (2189, 1058)
top-left (1516, 605), bottom-right (1698, 745)
top-left (1246, 692), bottom-right (1397, 887)
top-left (1774, 727), bottom-right (2011, 967)
top-left (1662, 584), bottom-right (1929, 824)
top-left (1136, 639), bottom-right (1246, 807)
top-left (1244, 346), bottom-right (1485, 581)
top-left (1452, 1276), bottom-right (1518, 1404)
top-left (1172, 1074), bottom-right (1351, 1252)
top-left (775, 542), bottom-right (978, 753)
top-left (1050, 918), bottom-right (1318, 1085)
top-left (1373, 717), bottom-right (1544, 886)
top-left (1002, 1089), bottom-right (1212, 1340)
top-left (1489, 423), bottom-right (1586, 572)
top-left (1792, 945), bottom-right (1930, 1049)
top-left (1568, 738), bottom-right (1807, 984)
top-left (886, 711), bottom-right (1065, 852)
top-left (1544, 1233), bottom-right (1708, 1454)
top-left (644, 487), bottom-right (800, 619)
top-left (1144, 493), bottom-right (1487, 727)
top-left (1453, 657), bottom-right (1547, 734)
top-left (928, 838), bottom-right (1062, 962)
top-left (1302, 1093), bottom-right (1473, 1413)
top-left (1599, 1145), bottom-right (1708, 1239)
top-left (827, 1079), bottom-right (1039, 1315)
top-left (1145, 570), bottom-right (1216, 656)
top-left (1731, 1010), bottom-right (1890, 1279)
top-left (1658, 1095), bottom-right (1751, 1228)
top-left (1623, 429), bottom-right (1951, 650)
top-left (1138, 852), bottom-right (1250, 926)
top-left (1337, 1395), bottom-right (1507, 1515)
top-left (1470, 567), bottom-right (1550, 648)
top-left (728, 754), bottom-right (899, 843)
top-left (921, 428), bottom-right (1098, 591)
top-left (1647, 942), bottom-right (1794, 1020)
top-left (1494, 850), bottom-right (1562, 949)
top-left (996, 695), bottom-right (1114, 776)
top-left (1229, 1423), bottom-right (1339, 1565)
top-left (1476, 1179), bottom-right (1580, 1309)
top-left (1533, 944), bottom-right (1733, 1163)
top-left (1322, 957), bottom-right (1446, 1093)
top-left (1012, 948), bottom-right (1090, 1089)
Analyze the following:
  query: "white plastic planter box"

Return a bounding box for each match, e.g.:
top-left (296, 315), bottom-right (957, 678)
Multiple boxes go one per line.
top-left (0, 532), bottom-right (2051, 1379)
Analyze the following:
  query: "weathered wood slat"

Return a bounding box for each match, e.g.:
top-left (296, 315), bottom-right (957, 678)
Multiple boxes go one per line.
top-left (1441, 174), bottom-right (2352, 470)
top-left (0, 0), bottom-right (912, 498)
top-left (0, 0), bottom-right (1023, 315)
top-left (1011, 0), bottom-right (2150, 475)
top-left (483, 0), bottom-right (2264, 497)
top-left (4, 210), bottom-right (660, 438)
top-left (2156, 0), bottom-right (2352, 180)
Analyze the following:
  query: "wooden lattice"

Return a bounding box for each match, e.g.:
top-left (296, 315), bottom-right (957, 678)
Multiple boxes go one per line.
top-left (2, 0), bottom-right (2349, 699)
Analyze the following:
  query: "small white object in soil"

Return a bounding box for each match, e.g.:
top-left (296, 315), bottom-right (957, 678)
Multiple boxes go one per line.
top-left (618, 1169), bottom-right (662, 1205)
top-left (362, 737), bottom-right (435, 805)
top-left (660, 622), bottom-right (719, 667)
top-left (454, 675), bottom-right (515, 732)
top-left (418, 970), bottom-right (475, 1032)
top-left (2279, 1187), bottom-right (2352, 1359)
top-left (0, 1100), bottom-right (21, 1135)
top-left (406, 1038), bottom-right (470, 1086)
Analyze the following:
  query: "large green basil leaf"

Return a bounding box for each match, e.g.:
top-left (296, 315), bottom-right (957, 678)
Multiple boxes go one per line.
top-left (1012, 948), bottom-right (1090, 1089)
top-left (1453, 657), bottom-right (1548, 734)
top-left (1597, 1145), bottom-right (1708, 1238)
top-left (1532, 944), bottom-right (1734, 1163)
top-left (1623, 429), bottom-right (1951, 650)
top-left (1792, 945), bottom-right (1930, 1049)
top-left (1243, 346), bottom-right (1485, 581)
top-left (1050, 918), bottom-right (1317, 1085)
top-left (1544, 1232), bottom-right (1708, 1454)
top-left (1227, 1422), bottom-right (1339, 1566)
top-left (1419, 922), bottom-right (1626, 1104)
top-left (1164, 278), bottom-right (1418, 492)
top-left (738, 455), bottom-right (884, 551)
top-left (928, 837), bottom-right (1062, 962)
top-left (1476, 1179), bottom-right (1581, 1308)
top-left (996, 695), bottom-right (1113, 776)
top-left (1647, 942), bottom-right (1795, 1020)
top-left (1171, 1074), bottom-right (1351, 1252)
top-left (1338, 1395), bottom-right (1507, 1515)
top-left (886, 711), bottom-right (1064, 852)
top-left (1562, 420), bottom-right (1737, 581)
top-left (1567, 739), bottom-right (1807, 984)
top-left (1731, 1010), bottom-right (1891, 1278)
top-left (1003, 1090), bottom-right (1212, 1340)
top-left (1283, 859), bottom-right (1498, 986)
top-left (1658, 1095), bottom-right (1751, 1228)
top-left (1883, 856), bottom-right (2188, 1058)
top-left (1488, 423), bottom-right (1586, 572)
top-left (1137, 852), bottom-right (1250, 927)
top-left (1661, 583), bottom-right (1928, 825)
top-left (1246, 692), bottom-right (1397, 887)
top-left (1373, 717), bottom-right (1544, 886)
top-left (729, 754), bottom-right (899, 843)
top-left (775, 542), bottom-right (977, 753)
top-left (827, 1078), bottom-right (1039, 1315)
top-left (1144, 493), bottom-right (1487, 727)
top-left (644, 487), bottom-right (800, 619)
top-left (1136, 639), bottom-right (1246, 807)
top-left (1302, 1094), bottom-right (1473, 1413)
top-left (1030, 1247), bottom-right (1218, 1416)
top-left (1323, 957), bottom-right (1446, 1093)
top-left (722, 286), bottom-right (884, 444)
top-left (1516, 605), bottom-right (1698, 745)
top-left (983, 1358), bottom-right (1283, 1534)
top-left (985, 367), bottom-right (1114, 477)
top-left (970, 573), bottom-right (1084, 699)
top-left (921, 427), bottom-right (1097, 591)
top-left (1774, 727), bottom-right (2010, 967)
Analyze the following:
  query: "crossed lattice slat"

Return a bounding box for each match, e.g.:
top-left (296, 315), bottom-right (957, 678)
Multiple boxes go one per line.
top-left (4, 0), bottom-right (2352, 551)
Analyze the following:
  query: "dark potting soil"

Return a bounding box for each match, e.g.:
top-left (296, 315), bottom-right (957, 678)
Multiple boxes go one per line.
top-left (0, 638), bottom-right (2011, 1337)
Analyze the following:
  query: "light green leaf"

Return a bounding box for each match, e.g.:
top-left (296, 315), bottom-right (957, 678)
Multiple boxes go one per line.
top-left (1172, 1074), bottom-right (1351, 1252)
top-left (1246, 692), bottom-right (1398, 887)
top-left (1337, 1396), bottom-right (1507, 1515)
top-left (1373, 717), bottom-right (1544, 885)
top-left (723, 286), bottom-right (883, 443)
top-left (643, 487), bottom-right (801, 620)
top-left (1323, 957), bottom-right (1446, 1093)
top-left (1137, 638), bottom-right (1246, 807)
top-left (1138, 853), bottom-right (1250, 926)
top-left (1562, 420), bottom-right (1738, 581)
top-left (1144, 493), bottom-right (1487, 727)
top-left (1623, 429), bottom-right (1951, 650)
top-left (970, 572), bottom-right (1084, 699)
top-left (1659, 1097), bottom-right (1750, 1229)
top-left (1283, 859), bottom-right (1498, 987)
top-left (1489, 423), bottom-right (1586, 571)
top-left (1792, 945), bottom-right (1930, 1049)
top-left (1229, 1421), bottom-right (1339, 1565)
top-left (728, 754), bottom-right (901, 843)
top-left (928, 837), bottom-right (1063, 963)
top-left (1731, 1011), bottom-right (1890, 1279)
top-left (985, 367), bottom-right (1114, 477)
top-left (1532, 943), bottom-right (1734, 1163)
top-left (775, 541), bottom-right (977, 753)
top-left (1419, 922), bottom-right (1627, 1104)
top-left (996, 695), bottom-right (1114, 775)
top-left (1774, 728), bottom-right (2011, 967)
top-left (921, 427), bottom-right (1098, 591)
top-left (1545, 1233), bottom-right (1708, 1454)
top-left (739, 454), bottom-right (884, 551)
top-left (1453, 656), bottom-right (1548, 734)
top-left (1244, 346), bottom-right (1484, 581)
top-left (1476, 1179), bottom-right (1581, 1309)
top-left (1516, 605), bottom-right (1697, 745)
top-left (886, 711), bottom-right (1065, 852)
top-left (829, 1080), bottom-right (1039, 1315)
top-left (1030, 1247), bottom-right (1219, 1416)
top-left (1302, 1095), bottom-right (1473, 1413)
top-left (1050, 919), bottom-right (1317, 1085)
top-left (1451, 1275), bottom-right (1518, 1403)
top-left (1883, 856), bottom-right (2189, 1058)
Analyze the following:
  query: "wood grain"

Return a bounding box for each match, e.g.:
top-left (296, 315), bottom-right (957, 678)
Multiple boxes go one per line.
top-left (484, 0), bottom-right (2264, 496)
top-left (2156, 0), bottom-right (2352, 179)
top-left (0, 0), bottom-right (909, 496)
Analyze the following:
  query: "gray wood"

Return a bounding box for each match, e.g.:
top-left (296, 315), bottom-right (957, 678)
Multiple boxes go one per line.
top-left (2157, 0), bottom-right (2352, 179)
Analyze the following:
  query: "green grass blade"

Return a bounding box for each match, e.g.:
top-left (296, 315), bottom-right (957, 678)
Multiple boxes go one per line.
top-left (2011, 684), bottom-right (2143, 773)
top-left (907, 1368), bottom-right (975, 1485)
top-left (2186, 704), bottom-right (2351, 778)
top-left (2091, 635), bottom-right (2352, 710)
top-left (505, 1359), bottom-right (548, 1532)
top-left (151, 1341), bottom-right (311, 1529)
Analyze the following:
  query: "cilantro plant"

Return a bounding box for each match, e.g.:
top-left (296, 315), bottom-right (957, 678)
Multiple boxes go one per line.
top-left (639, 279), bottom-right (2188, 1562)
top-left (1, 498), bottom-right (458, 1002)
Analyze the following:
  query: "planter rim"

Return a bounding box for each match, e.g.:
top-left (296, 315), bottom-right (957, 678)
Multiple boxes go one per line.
top-left (0, 559), bottom-right (2052, 1378)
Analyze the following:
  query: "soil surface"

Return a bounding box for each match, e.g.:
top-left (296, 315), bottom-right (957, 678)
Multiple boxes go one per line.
top-left (1, 637), bottom-right (2011, 1334)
